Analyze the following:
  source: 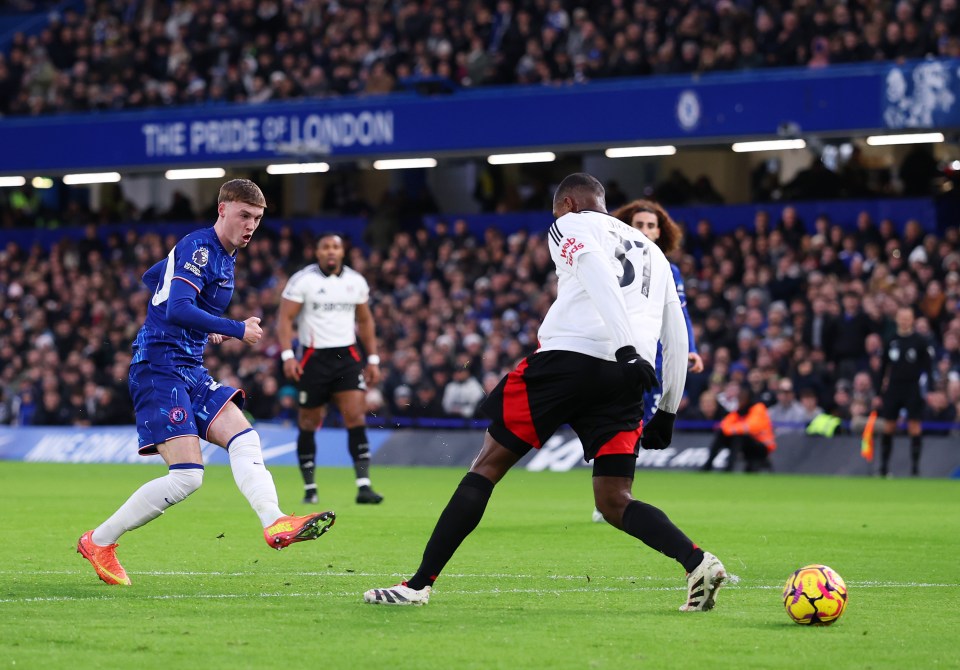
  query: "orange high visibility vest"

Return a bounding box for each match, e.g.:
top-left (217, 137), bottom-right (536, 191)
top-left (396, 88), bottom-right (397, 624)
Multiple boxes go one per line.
top-left (719, 403), bottom-right (777, 452)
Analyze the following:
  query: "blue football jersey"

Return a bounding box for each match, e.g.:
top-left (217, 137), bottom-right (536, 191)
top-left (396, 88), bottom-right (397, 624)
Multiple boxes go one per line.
top-left (653, 262), bottom-right (697, 370)
top-left (132, 227), bottom-right (237, 366)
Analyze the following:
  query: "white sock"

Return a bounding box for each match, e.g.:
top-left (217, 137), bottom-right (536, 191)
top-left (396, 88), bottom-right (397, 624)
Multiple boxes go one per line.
top-left (228, 429), bottom-right (284, 527)
top-left (92, 466), bottom-right (204, 546)
top-left (356, 478), bottom-right (371, 487)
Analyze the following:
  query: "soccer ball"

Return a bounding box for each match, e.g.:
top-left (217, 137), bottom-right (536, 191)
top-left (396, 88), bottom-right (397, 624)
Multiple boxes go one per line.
top-left (782, 564), bottom-right (848, 626)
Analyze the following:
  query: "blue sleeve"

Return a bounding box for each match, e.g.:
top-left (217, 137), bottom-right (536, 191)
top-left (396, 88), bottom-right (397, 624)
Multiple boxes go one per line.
top-left (167, 278), bottom-right (246, 339)
top-left (142, 260), bottom-right (164, 289)
top-left (671, 263), bottom-right (697, 354)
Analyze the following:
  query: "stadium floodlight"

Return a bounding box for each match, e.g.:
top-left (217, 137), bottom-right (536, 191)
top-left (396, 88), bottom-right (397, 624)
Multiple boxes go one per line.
top-left (31, 177), bottom-right (54, 189)
top-left (487, 152), bottom-right (556, 165)
top-left (372, 158), bottom-right (438, 170)
top-left (266, 163), bottom-right (330, 175)
top-left (165, 167), bottom-right (227, 180)
top-left (865, 132), bottom-right (945, 146)
top-left (604, 145), bottom-right (677, 158)
top-left (0, 176), bottom-right (26, 187)
top-left (731, 139), bottom-right (807, 153)
top-left (62, 172), bottom-right (121, 185)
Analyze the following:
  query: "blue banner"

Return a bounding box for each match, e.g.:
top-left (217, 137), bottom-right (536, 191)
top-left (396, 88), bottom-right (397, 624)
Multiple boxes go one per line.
top-left (1, 60), bottom-right (956, 173)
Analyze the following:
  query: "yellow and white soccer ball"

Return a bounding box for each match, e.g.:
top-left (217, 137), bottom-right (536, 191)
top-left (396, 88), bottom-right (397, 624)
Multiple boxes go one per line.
top-left (782, 564), bottom-right (848, 625)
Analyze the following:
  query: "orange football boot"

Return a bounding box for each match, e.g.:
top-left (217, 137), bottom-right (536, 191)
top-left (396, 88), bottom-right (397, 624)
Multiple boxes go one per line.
top-left (77, 531), bottom-right (132, 586)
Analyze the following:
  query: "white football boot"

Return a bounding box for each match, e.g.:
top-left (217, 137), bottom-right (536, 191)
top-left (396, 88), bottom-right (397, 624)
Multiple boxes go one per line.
top-left (679, 552), bottom-right (727, 612)
top-left (363, 582), bottom-right (432, 606)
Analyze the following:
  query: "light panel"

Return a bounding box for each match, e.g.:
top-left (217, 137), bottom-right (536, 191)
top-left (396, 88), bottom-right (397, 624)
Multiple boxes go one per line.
top-left (63, 172), bottom-right (121, 185)
top-left (266, 162), bottom-right (330, 174)
top-left (604, 145), bottom-right (676, 158)
top-left (165, 168), bottom-right (227, 180)
top-left (865, 132), bottom-right (945, 146)
top-left (487, 152), bottom-right (556, 165)
top-left (731, 139), bottom-right (807, 153)
top-left (372, 158), bottom-right (438, 170)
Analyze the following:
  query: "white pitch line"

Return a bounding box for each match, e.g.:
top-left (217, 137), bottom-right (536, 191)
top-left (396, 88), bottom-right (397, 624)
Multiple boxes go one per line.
top-left (2, 569), bottom-right (958, 590)
top-left (0, 582), bottom-right (956, 605)
top-left (0, 570), bottom-right (680, 580)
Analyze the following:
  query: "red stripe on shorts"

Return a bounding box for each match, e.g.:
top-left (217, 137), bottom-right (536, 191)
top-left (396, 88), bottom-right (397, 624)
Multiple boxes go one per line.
top-left (301, 348), bottom-right (315, 367)
top-left (595, 425), bottom-right (643, 458)
top-left (503, 358), bottom-right (540, 448)
top-left (348, 345), bottom-right (361, 362)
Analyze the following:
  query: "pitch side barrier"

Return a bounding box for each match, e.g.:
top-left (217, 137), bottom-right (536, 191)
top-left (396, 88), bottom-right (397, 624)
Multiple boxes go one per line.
top-left (1, 424), bottom-right (957, 478)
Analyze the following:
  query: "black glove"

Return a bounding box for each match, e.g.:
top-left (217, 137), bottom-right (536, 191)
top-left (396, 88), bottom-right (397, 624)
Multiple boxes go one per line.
top-left (641, 410), bottom-right (676, 450)
top-left (615, 346), bottom-right (658, 393)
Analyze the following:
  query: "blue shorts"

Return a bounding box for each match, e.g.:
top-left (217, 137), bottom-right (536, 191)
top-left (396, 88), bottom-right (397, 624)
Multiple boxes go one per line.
top-left (642, 388), bottom-right (660, 425)
top-left (642, 361), bottom-right (664, 424)
top-left (129, 362), bottom-right (245, 455)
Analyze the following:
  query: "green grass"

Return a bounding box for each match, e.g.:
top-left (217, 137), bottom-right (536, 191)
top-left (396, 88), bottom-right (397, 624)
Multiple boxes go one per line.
top-left (1, 462), bottom-right (958, 670)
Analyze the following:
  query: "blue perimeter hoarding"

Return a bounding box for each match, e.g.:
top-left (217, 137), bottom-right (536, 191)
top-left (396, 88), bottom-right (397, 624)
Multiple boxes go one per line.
top-left (1, 59), bottom-right (958, 173)
top-left (0, 424), bottom-right (387, 467)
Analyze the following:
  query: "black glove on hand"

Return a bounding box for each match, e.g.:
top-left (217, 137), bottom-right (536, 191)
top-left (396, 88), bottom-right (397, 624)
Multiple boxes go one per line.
top-left (615, 346), bottom-right (658, 393)
top-left (641, 410), bottom-right (676, 450)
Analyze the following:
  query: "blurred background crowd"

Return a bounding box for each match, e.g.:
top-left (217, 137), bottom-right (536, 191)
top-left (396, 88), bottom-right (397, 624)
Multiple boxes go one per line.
top-left (1, 205), bottom-right (959, 433)
top-left (2, 0), bottom-right (960, 116)
top-left (2, 0), bottom-right (959, 434)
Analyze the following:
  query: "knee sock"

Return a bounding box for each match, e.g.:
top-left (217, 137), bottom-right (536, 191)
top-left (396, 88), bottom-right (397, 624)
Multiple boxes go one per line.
top-left (228, 429), bottom-right (284, 527)
top-left (621, 500), bottom-right (704, 573)
top-left (297, 429), bottom-right (317, 494)
top-left (880, 433), bottom-right (894, 474)
top-left (92, 464), bottom-right (204, 546)
top-left (910, 435), bottom-right (922, 474)
top-left (348, 426), bottom-right (372, 486)
top-left (407, 472), bottom-right (494, 590)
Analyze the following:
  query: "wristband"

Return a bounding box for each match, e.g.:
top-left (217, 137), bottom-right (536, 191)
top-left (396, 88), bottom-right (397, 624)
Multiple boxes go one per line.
top-left (281, 349), bottom-right (296, 362)
top-left (367, 355), bottom-right (381, 365)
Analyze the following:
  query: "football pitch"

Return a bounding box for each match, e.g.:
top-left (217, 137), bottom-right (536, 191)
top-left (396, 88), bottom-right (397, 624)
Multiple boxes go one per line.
top-left (1, 461), bottom-right (957, 670)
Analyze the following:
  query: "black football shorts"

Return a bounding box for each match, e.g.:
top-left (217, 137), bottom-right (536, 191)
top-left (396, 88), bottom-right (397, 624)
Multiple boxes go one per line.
top-left (481, 350), bottom-right (645, 462)
top-left (297, 345), bottom-right (367, 407)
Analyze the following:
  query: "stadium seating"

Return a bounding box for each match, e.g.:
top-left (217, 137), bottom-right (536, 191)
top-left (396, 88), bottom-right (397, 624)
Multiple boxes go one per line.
top-left (0, 208), bottom-right (958, 431)
top-left (1, 0), bottom-right (957, 115)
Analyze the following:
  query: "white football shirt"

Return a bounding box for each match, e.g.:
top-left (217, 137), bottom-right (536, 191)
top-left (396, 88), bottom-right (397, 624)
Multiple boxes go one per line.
top-left (538, 210), bottom-right (688, 413)
top-left (280, 265), bottom-right (370, 349)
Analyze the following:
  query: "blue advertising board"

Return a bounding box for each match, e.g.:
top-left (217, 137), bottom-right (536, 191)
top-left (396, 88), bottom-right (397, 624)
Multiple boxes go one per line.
top-left (0, 424), bottom-right (388, 467)
top-left (2, 59), bottom-right (958, 173)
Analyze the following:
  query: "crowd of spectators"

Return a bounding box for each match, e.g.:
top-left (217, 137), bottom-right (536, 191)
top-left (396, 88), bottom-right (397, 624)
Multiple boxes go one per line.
top-left (2, 0), bottom-right (960, 116)
top-left (1, 203), bottom-right (959, 436)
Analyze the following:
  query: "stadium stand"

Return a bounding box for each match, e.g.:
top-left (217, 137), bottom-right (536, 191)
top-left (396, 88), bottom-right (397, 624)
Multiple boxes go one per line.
top-left (1, 206), bottom-right (958, 431)
top-left (1, 0), bottom-right (958, 115)
top-left (0, 1), bottom-right (959, 434)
